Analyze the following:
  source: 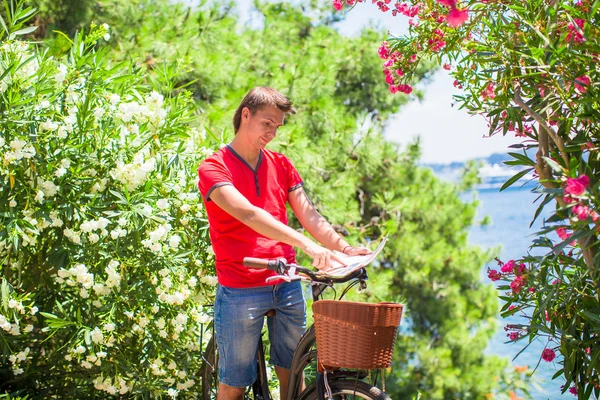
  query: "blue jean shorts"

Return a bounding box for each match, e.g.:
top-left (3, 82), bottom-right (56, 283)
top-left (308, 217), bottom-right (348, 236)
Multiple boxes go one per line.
top-left (214, 281), bottom-right (306, 388)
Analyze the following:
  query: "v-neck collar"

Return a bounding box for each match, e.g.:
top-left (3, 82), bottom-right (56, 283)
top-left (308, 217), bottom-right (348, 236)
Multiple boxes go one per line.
top-left (226, 145), bottom-right (263, 172)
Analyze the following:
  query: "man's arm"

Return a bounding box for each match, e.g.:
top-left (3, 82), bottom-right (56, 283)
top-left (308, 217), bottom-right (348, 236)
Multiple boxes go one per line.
top-left (209, 185), bottom-right (342, 269)
top-left (288, 188), bottom-right (371, 256)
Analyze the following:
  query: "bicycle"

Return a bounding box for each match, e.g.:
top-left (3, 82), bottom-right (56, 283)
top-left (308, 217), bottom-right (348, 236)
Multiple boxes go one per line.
top-left (200, 239), bottom-right (400, 400)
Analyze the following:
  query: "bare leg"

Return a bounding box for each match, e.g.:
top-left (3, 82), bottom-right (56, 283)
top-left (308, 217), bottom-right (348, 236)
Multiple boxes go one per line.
top-left (217, 382), bottom-right (245, 400)
top-left (275, 366), bottom-right (305, 400)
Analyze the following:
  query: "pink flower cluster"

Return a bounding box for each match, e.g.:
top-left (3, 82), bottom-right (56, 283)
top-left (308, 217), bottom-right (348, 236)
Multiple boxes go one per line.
top-left (436, 0), bottom-right (469, 27)
top-left (488, 259), bottom-right (529, 294)
top-left (392, 2), bottom-right (421, 17)
top-left (565, 174), bottom-right (589, 196)
top-left (428, 29), bottom-right (446, 52)
top-left (378, 42), bottom-right (414, 94)
top-left (566, 18), bottom-right (586, 44)
top-left (574, 75), bottom-right (591, 94)
top-left (542, 348), bottom-right (556, 362)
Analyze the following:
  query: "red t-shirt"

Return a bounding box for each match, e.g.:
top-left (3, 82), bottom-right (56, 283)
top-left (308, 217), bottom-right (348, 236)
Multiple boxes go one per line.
top-left (197, 145), bottom-right (304, 288)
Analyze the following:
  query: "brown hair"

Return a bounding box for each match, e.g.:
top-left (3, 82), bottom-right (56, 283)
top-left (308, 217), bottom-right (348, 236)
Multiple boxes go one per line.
top-left (233, 87), bottom-right (293, 133)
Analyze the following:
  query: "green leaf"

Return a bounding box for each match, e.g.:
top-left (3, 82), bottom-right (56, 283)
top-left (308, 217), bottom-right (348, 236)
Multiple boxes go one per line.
top-left (500, 168), bottom-right (534, 191)
top-left (541, 156), bottom-right (563, 173)
top-left (12, 25), bottom-right (37, 36)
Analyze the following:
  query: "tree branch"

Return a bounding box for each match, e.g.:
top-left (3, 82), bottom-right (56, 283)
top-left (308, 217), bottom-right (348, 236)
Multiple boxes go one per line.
top-left (513, 82), bottom-right (569, 166)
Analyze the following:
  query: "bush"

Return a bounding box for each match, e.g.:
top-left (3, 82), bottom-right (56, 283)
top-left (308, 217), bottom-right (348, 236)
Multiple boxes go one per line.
top-left (0, 4), bottom-right (218, 397)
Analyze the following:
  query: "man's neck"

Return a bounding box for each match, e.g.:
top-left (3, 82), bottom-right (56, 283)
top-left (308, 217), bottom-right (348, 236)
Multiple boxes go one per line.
top-left (228, 135), bottom-right (261, 168)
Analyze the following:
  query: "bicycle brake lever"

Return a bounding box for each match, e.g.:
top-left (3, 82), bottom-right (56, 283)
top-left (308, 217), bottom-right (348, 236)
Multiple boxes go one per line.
top-left (265, 266), bottom-right (304, 283)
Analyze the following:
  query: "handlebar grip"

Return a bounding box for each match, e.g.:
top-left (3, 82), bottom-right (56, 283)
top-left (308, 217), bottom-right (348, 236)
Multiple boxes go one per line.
top-left (243, 257), bottom-right (280, 271)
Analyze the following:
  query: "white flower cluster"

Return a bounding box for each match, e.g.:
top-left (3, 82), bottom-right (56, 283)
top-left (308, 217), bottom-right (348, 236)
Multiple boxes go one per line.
top-left (199, 275), bottom-right (218, 286)
top-left (115, 91), bottom-right (167, 131)
top-left (148, 358), bottom-right (195, 394)
top-left (142, 223), bottom-right (183, 254)
top-left (0, 41), bottom-right (38, 89)
top-left (80, 216), bottom-right (110, 244)
top-left (63, 228), bottom-right (81, 245)
top-left (93, 375), bottom-right (130, 396)
top-left (110, 151), bottom-right (156, 191)
top-left (0, 313), bottom-right (21, 336)
top-left (35, 177), bottom-right (60, 203)
top-left (154, 268), bottom-right (193, 306)
top-left (2, 138), bottom-right (36, 166)
top-left (8, 347), bottom-right (30, 375)
top-left (92, 260), bottom-right (122, 297)
top-left (56, 263), bottom-right (94, 298)
top-left (55, 63), bottom-right (68, 85)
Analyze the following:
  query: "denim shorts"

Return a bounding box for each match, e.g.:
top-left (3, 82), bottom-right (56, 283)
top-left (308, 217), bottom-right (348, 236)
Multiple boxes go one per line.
top-left (214, 281), bottom-right (306, 388)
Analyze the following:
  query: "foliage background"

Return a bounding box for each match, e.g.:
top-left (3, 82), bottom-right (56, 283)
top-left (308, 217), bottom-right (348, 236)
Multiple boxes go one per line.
top-left (0, 0), bottom-right (530, 398)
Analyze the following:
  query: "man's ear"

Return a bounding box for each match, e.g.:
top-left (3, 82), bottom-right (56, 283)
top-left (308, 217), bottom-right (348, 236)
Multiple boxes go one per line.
top-left (241, 107), bottom-right (250, 121)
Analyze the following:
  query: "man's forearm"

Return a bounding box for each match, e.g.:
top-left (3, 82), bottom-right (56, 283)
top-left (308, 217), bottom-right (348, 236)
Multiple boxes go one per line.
top-left (241, 207), bottom-right (314, 251)
top-left (301, 211), bottom-right (349, 252)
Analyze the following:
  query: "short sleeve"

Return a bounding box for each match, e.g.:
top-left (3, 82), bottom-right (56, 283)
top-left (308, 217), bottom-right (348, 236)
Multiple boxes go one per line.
top-left (198, 158), bottom-right (233, 201)
top-left (284, 155), bottom-right (304, 192)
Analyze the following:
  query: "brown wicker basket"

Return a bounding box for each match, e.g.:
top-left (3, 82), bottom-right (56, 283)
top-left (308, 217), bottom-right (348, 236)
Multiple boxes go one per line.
top-left (312, 300), bottom-right (403, 370)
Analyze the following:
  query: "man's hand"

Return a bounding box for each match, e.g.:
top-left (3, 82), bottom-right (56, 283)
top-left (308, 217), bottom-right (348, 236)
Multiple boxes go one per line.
top-left (342, 246), bottom-right (372, 256)
top-left (303, 242), bottom-right (345, 271)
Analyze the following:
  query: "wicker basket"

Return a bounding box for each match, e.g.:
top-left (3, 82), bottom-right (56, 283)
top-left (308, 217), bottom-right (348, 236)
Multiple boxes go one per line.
top-left (312, 300), bottom-right (403, 370)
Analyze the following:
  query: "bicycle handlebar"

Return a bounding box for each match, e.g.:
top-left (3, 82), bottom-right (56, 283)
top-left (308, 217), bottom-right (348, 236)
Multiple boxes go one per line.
top-left (243, 257), bottom-right (282, 270)
top-left (242, 257), bottom-right (368, 285)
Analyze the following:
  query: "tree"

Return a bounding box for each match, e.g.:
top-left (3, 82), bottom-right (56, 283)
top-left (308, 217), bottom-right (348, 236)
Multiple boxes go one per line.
top-left (333, 0), bottom-right (600, 398)
top-left (1, 0), bottom-right (528, 397)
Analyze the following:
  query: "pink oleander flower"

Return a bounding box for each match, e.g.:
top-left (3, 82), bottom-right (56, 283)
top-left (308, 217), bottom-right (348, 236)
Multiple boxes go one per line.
top-left (437, 0), bottom-right (456, 6)
top-left (565, 175), bottom-right (590, 196)
top-left (572, 204), bottom-right (591, 220)
top-left (508, 331), bottom-right (519, 340)
top-left (574, 75), bottom-right (591, 93)
top-left (538, 84), bottom-right (546, 97)
top-left (378, 42), bottom-right (390, 59)
top-left (443, 63), bottom-right (451, 70)
top-left (545, 310), bottom-right (550, 322)
top-left (501, 260), bottom-right (515, 273)
top-left (481, 82), bottom-right (496, 100)
top-left (569, 386), bottom-right (577, 395)
top-left (333, 0), bottom-right (343, 11)
top-left (446, 7), bottom-right (469, 27)
top-left (517, 264), bottom-right (527, 275)
top-left (566, 18), bottom-right (586, 44)
top-left (556, 227), bottom-right (571, 240)
top-left (508, 305), bottom-right (516, 311)
top-left (398, 84), bottom-right (413, 94)
top-left (409, 54), bottom-right (417, 63)
top-left (453, 79), bottom-right (463, 89)
top-left (488, 269), bottom-right (501, 281)
top-left (542, 348), bottom-right (556, 362)
top-left (385, 73), bottom-right (395, 84)
top-left (395, 68), bottom-right (404, 76)
top-left (510, 276), bottom-right (526, 293)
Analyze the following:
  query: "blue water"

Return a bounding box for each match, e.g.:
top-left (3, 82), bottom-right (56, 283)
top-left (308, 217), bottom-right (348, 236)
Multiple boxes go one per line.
top-left (468, 184), bottom-right (570, 399)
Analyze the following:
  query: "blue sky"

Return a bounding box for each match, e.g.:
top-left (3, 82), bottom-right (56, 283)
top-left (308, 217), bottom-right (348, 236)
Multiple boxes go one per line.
top-left (228, 0), bottom-right (519, 163)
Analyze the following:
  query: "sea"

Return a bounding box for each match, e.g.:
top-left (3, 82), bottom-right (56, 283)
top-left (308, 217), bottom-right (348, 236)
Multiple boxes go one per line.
top-left (467, 179), bottom-right (570, 400)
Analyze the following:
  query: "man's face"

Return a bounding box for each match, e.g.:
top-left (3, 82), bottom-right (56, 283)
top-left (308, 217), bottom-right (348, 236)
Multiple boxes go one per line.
top-left (241, 105), bottom-right (285, 149)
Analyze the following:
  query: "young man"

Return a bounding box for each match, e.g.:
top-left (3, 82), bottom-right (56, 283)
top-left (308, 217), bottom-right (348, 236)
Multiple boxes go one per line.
top-left (197, 87), bottom-right (370, 400)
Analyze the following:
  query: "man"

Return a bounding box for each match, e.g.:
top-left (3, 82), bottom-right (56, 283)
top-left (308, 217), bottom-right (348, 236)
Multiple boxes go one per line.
top-left (197, 86), bottom-right (370, 400)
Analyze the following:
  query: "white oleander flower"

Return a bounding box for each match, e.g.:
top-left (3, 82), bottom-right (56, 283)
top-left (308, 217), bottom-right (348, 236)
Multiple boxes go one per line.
top-left (91, 328), bottom-right (104, 344)
top-left (55, 64), bottom-right (68, 83)
top-left (40, 119), bottom-right (59, 131)
top-left (157, 199), bottom-right (169, 209)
